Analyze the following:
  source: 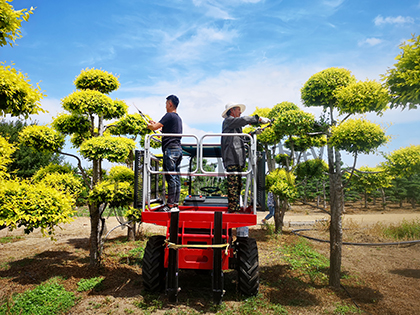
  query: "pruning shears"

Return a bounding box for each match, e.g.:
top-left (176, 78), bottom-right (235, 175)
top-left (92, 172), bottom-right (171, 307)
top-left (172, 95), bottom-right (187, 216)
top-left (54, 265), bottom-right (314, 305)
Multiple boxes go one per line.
top-left (132, 103), bottom-right (162, 143)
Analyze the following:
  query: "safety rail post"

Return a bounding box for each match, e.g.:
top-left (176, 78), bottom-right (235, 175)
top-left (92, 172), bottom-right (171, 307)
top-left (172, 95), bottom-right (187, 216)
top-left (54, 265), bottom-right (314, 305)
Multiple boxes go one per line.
top-left (167, 211), bottom-right (179, 302)
top-left (212, 211), bottom-right (224, 304)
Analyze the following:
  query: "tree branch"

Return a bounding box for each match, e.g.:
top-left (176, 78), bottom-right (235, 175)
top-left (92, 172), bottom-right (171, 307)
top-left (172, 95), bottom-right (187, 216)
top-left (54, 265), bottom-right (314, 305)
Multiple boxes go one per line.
top-left (58, 151), bottom-right (91, 189)
top-left (343, 151), bottom-right (358, 188)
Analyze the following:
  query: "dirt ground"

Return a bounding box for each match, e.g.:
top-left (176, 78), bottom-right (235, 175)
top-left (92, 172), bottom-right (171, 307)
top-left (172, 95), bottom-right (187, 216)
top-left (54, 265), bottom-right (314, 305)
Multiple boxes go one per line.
top-left (0, 203), bottom-right (419, 314)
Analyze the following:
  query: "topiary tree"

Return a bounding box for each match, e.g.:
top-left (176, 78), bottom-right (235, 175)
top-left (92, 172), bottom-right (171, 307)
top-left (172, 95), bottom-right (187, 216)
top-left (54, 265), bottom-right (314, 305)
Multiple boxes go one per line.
top-left (381, 145), bottom-right (420, 208)
top-left (301, 67), bottom-right (389, 288)
top-left (19, 68), bottom-right (148, 267)
top-left (347, 166), bottom-right (394, 209)
top-left (246, 103), bottom-right (323, 233)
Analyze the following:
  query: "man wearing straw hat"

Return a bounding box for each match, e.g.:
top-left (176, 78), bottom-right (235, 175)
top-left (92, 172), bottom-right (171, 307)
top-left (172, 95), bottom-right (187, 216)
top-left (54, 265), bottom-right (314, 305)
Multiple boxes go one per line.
top-left (221, 102), bottom-right (270, 213)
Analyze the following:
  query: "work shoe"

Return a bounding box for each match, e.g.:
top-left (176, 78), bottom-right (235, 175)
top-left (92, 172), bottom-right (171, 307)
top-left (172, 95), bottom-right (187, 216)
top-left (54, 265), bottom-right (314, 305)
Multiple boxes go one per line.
top-left (161, 205), bottom-right (179, 212)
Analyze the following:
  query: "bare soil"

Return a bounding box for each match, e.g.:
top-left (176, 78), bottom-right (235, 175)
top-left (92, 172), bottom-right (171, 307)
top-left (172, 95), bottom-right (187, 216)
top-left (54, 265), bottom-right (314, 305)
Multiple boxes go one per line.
top-left (0, 203), bottom-right (419, 314)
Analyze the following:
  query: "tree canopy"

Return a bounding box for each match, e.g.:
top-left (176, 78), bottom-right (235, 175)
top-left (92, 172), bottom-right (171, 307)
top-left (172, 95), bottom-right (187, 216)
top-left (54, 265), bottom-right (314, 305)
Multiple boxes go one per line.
top-left (0, 0), bottom-right (34, 47)
top-left (383, 34), bottom-right (420, 110)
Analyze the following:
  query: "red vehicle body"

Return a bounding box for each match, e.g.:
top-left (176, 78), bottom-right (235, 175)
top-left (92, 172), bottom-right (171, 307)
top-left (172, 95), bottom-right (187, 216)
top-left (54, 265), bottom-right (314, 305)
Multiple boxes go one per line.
top-left (135, 133), bottom-right (262, 304)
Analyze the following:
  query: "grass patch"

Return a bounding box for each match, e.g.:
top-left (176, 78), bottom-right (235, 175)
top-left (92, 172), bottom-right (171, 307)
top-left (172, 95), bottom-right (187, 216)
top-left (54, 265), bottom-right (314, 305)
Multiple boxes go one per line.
top-left (71, 206), bottom-right (90, 217)
top-left (381, 219), bottom-right (420, 241)
top-left (0, 277), bottom-right (76, 315)
top-left (0, 236), bottom-right (22, 244)
top-left (77, 276), bottom-right (105, 292)
top-left (209, 294), bottom-right (288, 315)
top-left (107, 239), bottom-right (147, 266)
top-left (278, 238), bottom-right (329, 284)
top-left (332, 302), bottom-right (362, 314)
top-left (133, 293), bottom-right (164, 313)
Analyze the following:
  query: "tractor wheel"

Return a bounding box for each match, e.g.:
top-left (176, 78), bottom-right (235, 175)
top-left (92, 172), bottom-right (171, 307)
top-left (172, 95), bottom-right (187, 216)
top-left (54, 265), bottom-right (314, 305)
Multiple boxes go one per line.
top-left (143, 235), bottom-right (166, 292)
top-left (236, 237), bottom-right (259, 296)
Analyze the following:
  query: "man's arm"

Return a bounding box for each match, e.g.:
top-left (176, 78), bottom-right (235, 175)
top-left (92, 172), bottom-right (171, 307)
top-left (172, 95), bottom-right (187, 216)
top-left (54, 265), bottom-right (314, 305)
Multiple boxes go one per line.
top-left (147, 120), bottom-right (163, 131)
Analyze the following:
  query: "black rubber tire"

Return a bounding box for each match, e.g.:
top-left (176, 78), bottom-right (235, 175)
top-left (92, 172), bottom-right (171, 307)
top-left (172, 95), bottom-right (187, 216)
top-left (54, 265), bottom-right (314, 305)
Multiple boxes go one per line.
top-left (236, 237), bottom-right (259, 296)
top-left (143, 235), bottom-right (166, 292)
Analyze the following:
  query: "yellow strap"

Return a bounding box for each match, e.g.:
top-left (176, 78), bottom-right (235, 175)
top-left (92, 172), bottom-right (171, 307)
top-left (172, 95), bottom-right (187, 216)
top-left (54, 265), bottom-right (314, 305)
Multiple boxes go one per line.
top-left (164, 240), bottom-right (230, 255)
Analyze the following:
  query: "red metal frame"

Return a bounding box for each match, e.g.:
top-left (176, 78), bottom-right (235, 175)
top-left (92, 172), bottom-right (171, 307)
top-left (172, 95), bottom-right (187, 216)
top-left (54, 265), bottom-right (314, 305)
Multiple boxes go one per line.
top-left (142, 206), bottom-right (257, 270)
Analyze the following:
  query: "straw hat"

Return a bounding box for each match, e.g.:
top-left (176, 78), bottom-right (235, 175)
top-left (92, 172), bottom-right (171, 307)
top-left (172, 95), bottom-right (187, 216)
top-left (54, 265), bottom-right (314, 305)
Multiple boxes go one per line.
top-left (221, 102), bottom-right (246, 118)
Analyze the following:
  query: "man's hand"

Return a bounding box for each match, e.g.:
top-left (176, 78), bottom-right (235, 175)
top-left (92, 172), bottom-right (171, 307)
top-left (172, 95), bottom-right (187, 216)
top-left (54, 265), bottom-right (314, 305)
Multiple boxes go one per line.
top-left (259, 117), bottom-right (271, 124)
top-left (147, 120), bottom-right (163, 131)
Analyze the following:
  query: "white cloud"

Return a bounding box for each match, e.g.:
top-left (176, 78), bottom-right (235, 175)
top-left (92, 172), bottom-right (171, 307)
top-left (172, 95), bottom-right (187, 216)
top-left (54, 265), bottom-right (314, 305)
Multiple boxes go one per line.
top-left (322, 0), bottom-right (345, 8)
top-left (358, 37), bottom-right (383, 46)
top-left (192, 0), bottom-right (234, 20)
top-left (374, 15), bottom-right (415, 26)
top-left (160, 26), bottom-right (238, 63)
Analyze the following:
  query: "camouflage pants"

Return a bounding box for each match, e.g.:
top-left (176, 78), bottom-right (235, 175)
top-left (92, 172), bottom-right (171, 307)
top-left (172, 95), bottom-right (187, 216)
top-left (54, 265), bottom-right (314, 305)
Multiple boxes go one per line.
top-left (226, 165), bottom-right (242, 213)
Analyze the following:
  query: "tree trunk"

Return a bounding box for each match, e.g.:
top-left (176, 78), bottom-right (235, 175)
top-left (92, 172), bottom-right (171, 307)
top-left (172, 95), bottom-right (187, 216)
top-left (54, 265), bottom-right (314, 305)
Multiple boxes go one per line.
top-left (89, 158), bottom-right (102, 267)
top-left (328, 146), bottom-right (344, 289)
top-left (273, 195), bottom-right (282, 234)
top-left (380, 188), bottom-right (387, 210)
top-left (364, 191), bottom-right (368, 208)
top-left (89, 202), bottom-right (101, 268)
top-left (127, 222), bottom-right (136, 241)
top-left (265, 144), bottom-right (276, 173)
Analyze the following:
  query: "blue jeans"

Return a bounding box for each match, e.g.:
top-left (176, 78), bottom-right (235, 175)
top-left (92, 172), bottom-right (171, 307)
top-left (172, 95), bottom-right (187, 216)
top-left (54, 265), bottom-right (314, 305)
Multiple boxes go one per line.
top-left (264, 205), bottom-right (275, 221)
top-left (163, 147), bottom-right (182, 205)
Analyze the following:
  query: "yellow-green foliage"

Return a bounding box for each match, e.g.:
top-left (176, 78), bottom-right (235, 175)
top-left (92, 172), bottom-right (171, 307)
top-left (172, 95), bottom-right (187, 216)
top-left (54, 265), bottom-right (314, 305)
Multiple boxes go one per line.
top-left (74, 68), bottom-right (120, 94)
top-left (266, 168), bottom-right (298, 200)
top-left (61, 90), bottom-right (127, 120)
top-left (89, 180), bottom-right (133, 208)
top-left (109, 113), bottom-right (148, 136)
top-left (348, 166), bottom-right (393, 193)
top-left (79, 135), bottom-right (135, 162)
top-left (0, 1), bottom-right (34, 47)
top-left (19, 125), bottom-right (65, 152)
top-left (32, 163), bottom-right (74, 181)
top-left (37, 173), bottom-right (83, 197)
top-left (383, 34), bottom-right (420, 110)
top-left (285, 134), bottom-right (327, 152)
top-left (140, 133), bottom-right (162, 149)
top-left (382, 144), bottom-right (420, 177)
top-left (335, 80), bottom-right (389, 115)
top-left (0, 135), bottom-right (15, 177)
top-left (124, 206), bottom-right (142, 222)
top-left (53, 112), bottom-right (91, 136)
top-left (61, 90), bottom-right (127, 119)
top-left (330, 118), bottom-right (389, 154)
top-left (0, 178), bottom-right (75, 237)
top-left (0, 63), bottom-right (45, 118)
top-left (295, 158), bottom-right (328, 180)
top-left (301, 67), bottom-right (356, 108)
top-left (108, 165), bottom-right (134, 184)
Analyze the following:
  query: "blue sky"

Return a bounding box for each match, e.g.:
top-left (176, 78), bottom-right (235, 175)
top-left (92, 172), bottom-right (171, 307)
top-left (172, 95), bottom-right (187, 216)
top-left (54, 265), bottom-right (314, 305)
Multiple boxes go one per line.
top-left (2, 0), bottom-right (420, 168)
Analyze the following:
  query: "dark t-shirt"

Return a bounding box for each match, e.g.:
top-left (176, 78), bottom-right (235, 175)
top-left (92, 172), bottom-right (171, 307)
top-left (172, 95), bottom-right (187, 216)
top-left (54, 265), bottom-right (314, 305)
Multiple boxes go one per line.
top-left (159, 112), bottom-right (183, 151)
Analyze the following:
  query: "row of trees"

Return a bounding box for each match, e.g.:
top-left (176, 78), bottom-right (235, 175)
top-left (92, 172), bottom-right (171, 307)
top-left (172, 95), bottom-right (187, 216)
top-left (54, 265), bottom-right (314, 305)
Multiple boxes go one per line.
top-left (244, 34), bottom-right (420, 288)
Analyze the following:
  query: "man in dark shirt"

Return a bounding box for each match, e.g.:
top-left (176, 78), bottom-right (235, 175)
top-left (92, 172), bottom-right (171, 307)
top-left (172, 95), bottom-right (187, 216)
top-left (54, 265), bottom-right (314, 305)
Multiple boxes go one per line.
top-left (147, 95), bottom-right (183, 212)
top-left (221, 102), bottom-right (270, 213)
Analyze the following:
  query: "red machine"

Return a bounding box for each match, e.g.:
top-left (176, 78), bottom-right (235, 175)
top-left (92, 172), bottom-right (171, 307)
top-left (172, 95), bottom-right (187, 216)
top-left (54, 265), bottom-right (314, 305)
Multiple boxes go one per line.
top-left (134, 133), bottom-right (261, 304)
